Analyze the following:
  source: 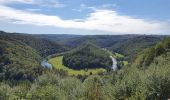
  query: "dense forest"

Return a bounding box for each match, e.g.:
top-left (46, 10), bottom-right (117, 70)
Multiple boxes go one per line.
top-left (63, 43), bottom-right (112, 70)
top-left (0, 31), bottom-right (170, 99)
top-left (0, 31), bottom-right (66, 57)
top-left (0, 33), bottom-right (43, 81)
top-left (109, 36), bottom-right (163, 62)
top-left (38, 34), bottom-right (165, 62)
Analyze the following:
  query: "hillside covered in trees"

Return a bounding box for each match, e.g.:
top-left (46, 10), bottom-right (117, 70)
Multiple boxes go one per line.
top-left (134, 37), bottom-right (170, 68)
top-left (0, 31), bottom-right (170, 99)
top-left (0, 33), bottom-right (43, 81)
top-left (63, 43), bottom-right (112, 70)
top-left (0, 31), bottom-right (66, 57)
top-left (0, 0), bottom-right (169, 99)
top-left (38, 34), bottom-right (164, 62)
top-left (109, 36), bottom-right (163, 62)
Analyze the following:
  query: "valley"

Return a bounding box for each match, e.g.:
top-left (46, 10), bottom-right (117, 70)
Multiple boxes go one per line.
top-left (0, 0), bottom-right (169, 99)
top-left (0, 30), bottom-right (170, 99)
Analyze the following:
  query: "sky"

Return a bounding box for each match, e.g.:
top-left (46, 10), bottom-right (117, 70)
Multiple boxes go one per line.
top-left (0, 0), bottom-right (170, 35)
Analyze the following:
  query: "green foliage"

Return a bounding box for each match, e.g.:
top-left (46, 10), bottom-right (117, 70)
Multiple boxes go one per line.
top-left (30, 84), bottom-right (65, 99)
top-left (63, 43), bottom-right (112, 70)
top-left (83, 75), bottom-right (103, 100)
top-left (0, 34), bottom-right (43, 81)
top-left (0, 31), bottom-right (66, 57)
top-left (59, 77), bottom-right (84, 99)
top-left (42, 34), bottom-right (165, 63)
top-left (134, 37), bottom-right (170, 68)
top-left (0, 58), bottom-right (170, 100)
top-left (110, 36), bottom-right (163, 62)
top-left (0, 31), bottom-right (170, 100)
top-left (40, 34), bottom-right (164, 62)
top-left (42, 35), bottom-right (136, 48)
top-left (0, 83), bottom-right (11, 99)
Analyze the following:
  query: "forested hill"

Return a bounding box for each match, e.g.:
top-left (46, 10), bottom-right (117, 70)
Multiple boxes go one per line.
top-left (0, 31), bottom-right (166, 62)
top-left (63, 43), bottom-right (112, 70)
top-left (134, 37), bottom-right (170, 68)
top-left (0, 31), bottom-right (67, 81)
top-left (37, 34), bottom-right (137, 48)
top-left (108, 37), bottom-right (170, 99)
top-left (0, 31), bottom-right (67, 57)
top-left (0, 33), bottom-right (43, 81)
top-left (36, 34), bottom-right (165, 62)
top-left (34, 34), bottom-right (82, 43)
top-left (0, 30), bottom-right (170, 99)
top-left (109, 36), bottom-right (164, 62)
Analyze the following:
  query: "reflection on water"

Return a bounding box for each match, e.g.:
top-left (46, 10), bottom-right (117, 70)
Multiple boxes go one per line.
top-left (110, 56), bottom-right (117, 71)
top-left (41, 60), bottom-right (52, 69)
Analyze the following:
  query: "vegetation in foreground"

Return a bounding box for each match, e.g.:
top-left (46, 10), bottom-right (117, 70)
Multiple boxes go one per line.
top-left (0, 53), bottom-right (170, 99)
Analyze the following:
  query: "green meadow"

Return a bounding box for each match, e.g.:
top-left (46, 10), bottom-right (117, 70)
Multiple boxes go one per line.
top-left (112, 52), bottom-right (128, 65)
top-left (48, 56), bottom-right (106, 75)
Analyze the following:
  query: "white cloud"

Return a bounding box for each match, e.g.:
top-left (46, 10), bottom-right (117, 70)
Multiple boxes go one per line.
top-left (72, 3), bottom-right (117, 13)
top-left (0, 5), bottom-right (169, 34)
top-left (101, 4), bottom-right (117, 9)
top-left (0, 0), bottom-right (35, 4)
top-left (72, 3), bottom-right (97, 12)
top-left (25, 8), bottom-right (42, 12)
top-left (0, 0), bottom-right (66, 8)
top-left (36, 0), bottom-right (66, 8)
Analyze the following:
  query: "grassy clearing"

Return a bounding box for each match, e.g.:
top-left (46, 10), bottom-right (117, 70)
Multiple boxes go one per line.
top-left (48, 56), bottom-right (106, 76)
top-left (114, 53), bottom-right (125, 58)
top-left (122, 61), bottom-right (128, 65)
top-left (112, 52), bottom-right (129, 66)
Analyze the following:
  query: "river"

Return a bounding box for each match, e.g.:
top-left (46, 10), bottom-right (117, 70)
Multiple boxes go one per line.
top-left (110, 56), bottom-right (118, 71)
top-left (41, 60), bottom-right (52, 69)
top-left (41, 56), bottom-right (117, 70)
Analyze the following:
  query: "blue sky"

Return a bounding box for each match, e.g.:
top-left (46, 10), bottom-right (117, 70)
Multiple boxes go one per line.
top-left (0, 0), bottom-right (169, 35)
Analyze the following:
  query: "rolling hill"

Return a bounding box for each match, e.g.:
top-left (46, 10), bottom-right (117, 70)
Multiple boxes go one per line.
top-left (36, 34), bottom-right (165, 61)
top-left (63, 43), bottom-right (112, 70)
top-left (134, 37), bottom-right (170, 68)
top-left (0, 33), bottom-right (43, 81)
top-left (0, 30), bottom-right (169, 99)
top-left (109, 36), bottom-right (164, 62)
top-left (0, 31), bottom-right (67, 57)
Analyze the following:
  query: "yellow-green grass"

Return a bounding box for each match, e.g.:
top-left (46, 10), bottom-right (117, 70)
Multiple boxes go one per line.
top-left (114, 53), bottom-right (125, 58)
top-left (48, 56), bottom-right (106, 76)
top-left (122, 61), bottom-right (128, 65)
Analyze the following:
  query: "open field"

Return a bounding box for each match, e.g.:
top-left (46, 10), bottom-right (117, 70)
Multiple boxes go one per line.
top-left (113, 52), bottom-right (125, 58)
top-left (48, 56), bottom-right (106, 75)
top-left (122, 61), bottom-right (128, 65)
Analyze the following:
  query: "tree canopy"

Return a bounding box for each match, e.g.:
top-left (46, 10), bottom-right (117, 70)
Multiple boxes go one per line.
top-left (63, 43), bottom-right (112, 70)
